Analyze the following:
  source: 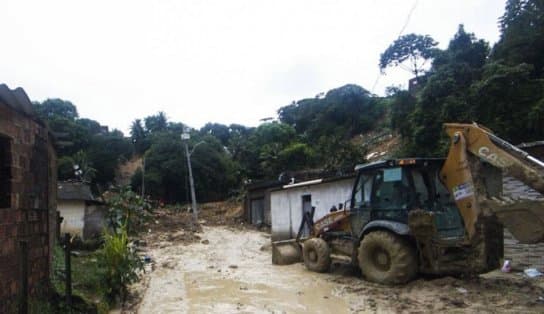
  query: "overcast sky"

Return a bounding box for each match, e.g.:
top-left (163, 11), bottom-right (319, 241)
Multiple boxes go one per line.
top-left (2, 0), bottom-right (504, 134)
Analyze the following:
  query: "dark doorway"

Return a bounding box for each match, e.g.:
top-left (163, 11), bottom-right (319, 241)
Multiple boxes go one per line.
top-left (302, 195), bottom-right (312, 236)
top-left (0, 135), bottom-right (11, 208)
top-left (250, 198), bottom-right (264, 225)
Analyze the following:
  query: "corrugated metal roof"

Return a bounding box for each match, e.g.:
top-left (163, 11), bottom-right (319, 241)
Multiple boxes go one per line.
top-left (57, 182), bottom-right (95, 201)
top-left (271, 173), bottom-right (356, 192)
top-left (354, 158), bottom-right (445, 171)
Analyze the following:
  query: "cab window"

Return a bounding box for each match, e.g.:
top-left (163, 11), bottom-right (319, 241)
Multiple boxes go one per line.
top-left (410, 169), bottom-right (431, 209)
top-left (372, 167), bottom-right (410, 210)
top-left (353, 173), bottom-right (372, 208)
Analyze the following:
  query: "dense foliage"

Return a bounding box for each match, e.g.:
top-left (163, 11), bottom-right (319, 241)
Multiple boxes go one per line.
top-left (34, 99), bottom-right (132, 188)
top-left (106, 186), bottom-right (152, 234)
top-left (388, 0), bottom-right (544, 156)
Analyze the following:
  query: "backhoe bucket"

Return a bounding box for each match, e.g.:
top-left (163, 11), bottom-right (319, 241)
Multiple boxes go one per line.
top-left (272, 239), bottom-right (302, 265)
top-left (481, 197), bottom-right (544, 244)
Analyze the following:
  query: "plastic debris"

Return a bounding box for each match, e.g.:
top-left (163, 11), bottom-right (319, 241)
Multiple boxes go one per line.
top-left (456, 287), bottom-right (468, 294)
top-left (524, 268), bottom-right (543, 278)
top-left (143, 255), bottom-right (152, 263)
top-left (501, 260), bottom-right (512, 273)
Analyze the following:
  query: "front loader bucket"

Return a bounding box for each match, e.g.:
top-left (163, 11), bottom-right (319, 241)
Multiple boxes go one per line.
top-left (272, 239), bottom-right (302, 265)
top-left (481, 197), bottom-right (544, 244)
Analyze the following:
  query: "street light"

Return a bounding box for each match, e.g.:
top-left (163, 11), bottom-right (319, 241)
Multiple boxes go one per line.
top-left (181, 128), bottom-right (198, 221)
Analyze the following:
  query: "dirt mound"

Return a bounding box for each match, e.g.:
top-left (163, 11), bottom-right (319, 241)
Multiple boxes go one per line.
top-left (198, 201), bottom-right (246, 226)
top-left (332, 270), bottom-right (544, 313)
top-left (140, 200), bottom-right (245, 248)
top-left (143, 209), bottom-right (202, 248)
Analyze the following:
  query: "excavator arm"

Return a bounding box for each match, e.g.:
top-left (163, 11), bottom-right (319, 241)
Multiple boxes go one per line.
top-left (441, 123), bottom-right (544, 243)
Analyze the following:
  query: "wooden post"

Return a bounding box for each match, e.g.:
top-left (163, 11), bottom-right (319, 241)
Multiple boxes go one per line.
top-left (19, 241), bottom-right (28, 314)
top-left (56, 211), bottom-right (62, 241)
top-left (64, 233), bottom-right (72, 311)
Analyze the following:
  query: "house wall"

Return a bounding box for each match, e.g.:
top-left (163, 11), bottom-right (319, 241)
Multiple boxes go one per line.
top-left (0, 101), bottom-right (56, 312)
top-left (270, 178), bottom-right (355, 241)
top-left (58, 200), bottom-right (86, 238)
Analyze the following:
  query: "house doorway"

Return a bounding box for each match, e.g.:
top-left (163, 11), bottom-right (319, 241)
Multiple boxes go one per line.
top-left (250, 198), bottom-right (264, 225)
top-left (301, 195), bottom-right (312, 236)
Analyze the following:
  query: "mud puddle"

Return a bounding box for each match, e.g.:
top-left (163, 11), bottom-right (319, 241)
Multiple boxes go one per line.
top-left (137, 226), bottom-right (353, 313)
top-left (185, 274), bottom-right (348, 313)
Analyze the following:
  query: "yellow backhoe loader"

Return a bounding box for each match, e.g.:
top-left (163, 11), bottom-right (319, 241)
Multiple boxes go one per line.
top-left (272, 123), bottom-right (544, 284)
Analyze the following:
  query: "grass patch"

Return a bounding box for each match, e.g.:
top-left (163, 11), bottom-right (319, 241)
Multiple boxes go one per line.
top-left (51, 244), bottom-right (110, 313)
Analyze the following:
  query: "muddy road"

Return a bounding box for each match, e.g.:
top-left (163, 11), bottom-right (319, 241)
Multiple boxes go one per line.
top-left (132, 225), bottom-right (544, 313)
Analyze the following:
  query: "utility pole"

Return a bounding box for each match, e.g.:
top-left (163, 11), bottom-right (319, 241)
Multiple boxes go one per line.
top-left (181, 130), bottom-right (198, 221)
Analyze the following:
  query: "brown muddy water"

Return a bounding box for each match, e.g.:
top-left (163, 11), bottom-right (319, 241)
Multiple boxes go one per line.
top-left (134, 226), bottom-right (544, 314)
top-left (137, 226), bottom-right (355, 313)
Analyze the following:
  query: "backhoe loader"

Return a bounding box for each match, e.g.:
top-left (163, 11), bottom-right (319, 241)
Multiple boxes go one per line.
top-left (272, 123), bottom-right (544, 284)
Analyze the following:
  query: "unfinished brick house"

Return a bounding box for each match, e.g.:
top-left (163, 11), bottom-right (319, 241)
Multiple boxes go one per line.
top-left (0, 84), bottom-right (57, 312)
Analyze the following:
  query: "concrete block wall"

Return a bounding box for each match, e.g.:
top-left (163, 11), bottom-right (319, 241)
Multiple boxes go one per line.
top-left (0, 102), bottom-right (57, 312)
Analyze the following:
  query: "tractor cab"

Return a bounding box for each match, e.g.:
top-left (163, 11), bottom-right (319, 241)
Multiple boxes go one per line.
top-left (350, 159), bottom-right (465, 240)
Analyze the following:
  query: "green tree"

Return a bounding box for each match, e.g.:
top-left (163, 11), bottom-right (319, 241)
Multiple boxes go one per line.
top-left (34, 98), bottom-right (79, 120)
top-left (315, 135), bottom-right (365, 171)
top-left (495, 0), bottom-right (544, 76)
top-left (144, 111), bottom-right (168, 133)
top-left (72, 150), bottom-right (97, 183)
top-left (200, 123), bottom-right (231, 146)
top-left (391, 26), bottom-right (490, 156)
top-left (76, 118), bottom-right (103, 135)
top-left (278, 84), bottom-right (385, 143)
top-left (379, 34), bottom-right (438, 77)
top-left (388, 89), bottom-right (416, 138)
top-left (87, 132), bottom-right (133, 187)
top-left (470, 62), bottom-right (544, 142)
top-left (130, 119), bottom-right (149, 155)
top-left (277, 143), bottom-right (316, 171)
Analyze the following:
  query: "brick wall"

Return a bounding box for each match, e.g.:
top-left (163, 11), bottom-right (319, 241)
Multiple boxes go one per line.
top-left (502, 176), bottom-right (544, 270)
top-left (0, 102), bottom-right (57, 312)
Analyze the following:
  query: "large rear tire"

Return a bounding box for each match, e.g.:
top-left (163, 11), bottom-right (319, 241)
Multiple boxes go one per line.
top-left (358, 231), bottom-right (417, 284)
top-left (303, 238), bottom-right (331, 273)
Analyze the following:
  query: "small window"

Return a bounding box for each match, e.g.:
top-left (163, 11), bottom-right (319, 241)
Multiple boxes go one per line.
top-left (353, 174), bottom-right (373, 208)
top-left (0, 136), bottom-right (12, 208)
top-left (411, 169), bottom-right (430, 208)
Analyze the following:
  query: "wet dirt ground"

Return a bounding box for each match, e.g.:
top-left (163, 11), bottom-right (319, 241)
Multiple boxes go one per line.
top-left (130, 225), bottom-right (544, 313)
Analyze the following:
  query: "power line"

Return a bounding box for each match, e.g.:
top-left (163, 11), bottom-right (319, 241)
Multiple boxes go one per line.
top-left (397, 0), bottom-right (419, 38)
top-left (371, 0), bottom-right (419, 94)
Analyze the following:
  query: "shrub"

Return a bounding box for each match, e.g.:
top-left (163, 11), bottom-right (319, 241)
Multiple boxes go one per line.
top-left (106, 186), bottom-right (152, 234)
top-left (98, 227), bottom-right (143, 303)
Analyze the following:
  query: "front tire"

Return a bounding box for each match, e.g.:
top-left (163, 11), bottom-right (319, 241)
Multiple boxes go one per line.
top-left (358, 231), bottom-right (417, 284)
top-left (303, 238), bottom-right (331, 273)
